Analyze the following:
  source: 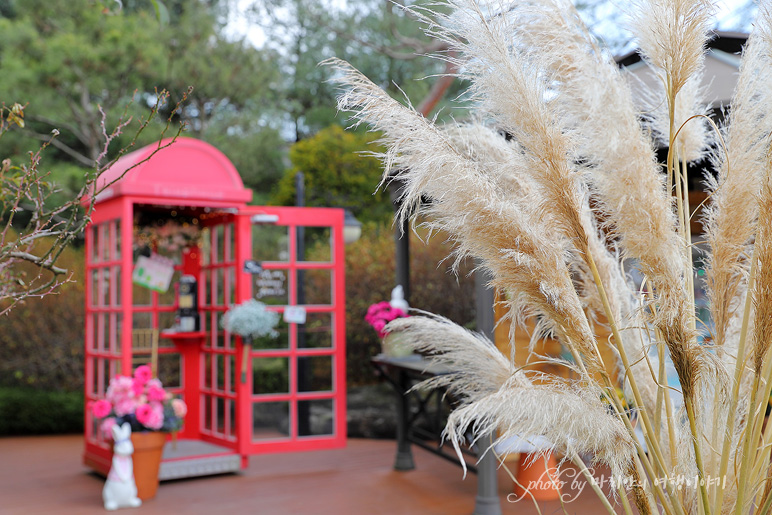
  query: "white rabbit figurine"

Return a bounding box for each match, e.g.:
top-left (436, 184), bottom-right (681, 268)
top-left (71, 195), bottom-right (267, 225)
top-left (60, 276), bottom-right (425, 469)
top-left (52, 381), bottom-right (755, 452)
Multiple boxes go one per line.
top-left (103, 422), bottom-right (142, 510)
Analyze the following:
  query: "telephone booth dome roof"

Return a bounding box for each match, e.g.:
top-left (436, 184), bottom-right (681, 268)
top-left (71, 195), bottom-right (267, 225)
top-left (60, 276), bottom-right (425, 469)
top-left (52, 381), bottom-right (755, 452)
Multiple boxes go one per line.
top-left (94, 137), bottom-right (252, 205)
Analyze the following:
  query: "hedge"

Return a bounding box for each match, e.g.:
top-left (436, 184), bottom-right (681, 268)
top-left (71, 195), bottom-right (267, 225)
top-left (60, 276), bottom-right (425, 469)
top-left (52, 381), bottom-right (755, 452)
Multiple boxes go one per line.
top-left (0, 387), bottom-right (83, 435)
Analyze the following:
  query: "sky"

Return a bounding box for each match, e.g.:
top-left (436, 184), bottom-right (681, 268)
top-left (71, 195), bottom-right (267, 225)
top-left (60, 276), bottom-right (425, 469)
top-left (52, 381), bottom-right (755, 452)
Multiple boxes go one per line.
top-left (227, 0), bottom-right (759, 54)
top-left (226, 0), bottom-right (266, 47)
top-left (585, 0), bottom-right (757, 54)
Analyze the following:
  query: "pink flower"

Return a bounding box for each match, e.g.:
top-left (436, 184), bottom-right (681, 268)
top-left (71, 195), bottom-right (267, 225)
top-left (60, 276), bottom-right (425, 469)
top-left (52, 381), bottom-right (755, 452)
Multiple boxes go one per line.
top-left (172, 398), bottom-right (187, 418)
top-left (100, 417), bottom-right (117, 439)
top-left (131, 378), bottom-right (145, 396)
top-left (106, 376), bottom-right (133, 405)
top-left (134, 365), bottom-right (152, 385)
top-left (365, 302), bottom-right (383, 318)
top-left (147, 385), bottom-right (166, 403)
top-left (365, 301), bottom-right (409, 336)
top-left (372, 319), bottom-right (386, 333)
top-left (149, 403), bottom-right (165, 429)
top-left (135, 404), bottom-right (153, 426)
top-left (91, 399), bottom-right (112, 419)
top-left (136, 402), bottom-right (164, 430)
top-left (114, 398), bottom-right (137, 417)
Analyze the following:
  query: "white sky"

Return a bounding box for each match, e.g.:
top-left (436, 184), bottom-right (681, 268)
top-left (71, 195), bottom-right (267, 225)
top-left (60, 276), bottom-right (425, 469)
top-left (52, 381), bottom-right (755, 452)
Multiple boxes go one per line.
top-left (587, 0), bottom-right (756, 54)
top-left (226, 0), bottom-right (266, 47)
top-left (226, 0), bottom-right (758, 52)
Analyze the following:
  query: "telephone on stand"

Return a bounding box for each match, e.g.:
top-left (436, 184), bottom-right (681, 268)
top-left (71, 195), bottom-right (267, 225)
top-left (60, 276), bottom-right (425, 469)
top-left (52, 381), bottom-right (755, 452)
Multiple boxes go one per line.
top-left (177, 275), bottom-right (199, 332)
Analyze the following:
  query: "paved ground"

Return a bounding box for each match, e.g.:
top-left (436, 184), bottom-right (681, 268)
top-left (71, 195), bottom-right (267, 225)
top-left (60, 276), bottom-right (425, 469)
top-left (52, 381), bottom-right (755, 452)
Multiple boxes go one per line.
top-left (0, 434), bottom-right (623, 514)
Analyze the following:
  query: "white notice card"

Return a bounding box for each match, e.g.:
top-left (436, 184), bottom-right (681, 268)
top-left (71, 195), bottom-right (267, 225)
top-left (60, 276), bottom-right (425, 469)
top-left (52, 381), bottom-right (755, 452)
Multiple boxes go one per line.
top-left (283, 305), bottom-right (307, 324)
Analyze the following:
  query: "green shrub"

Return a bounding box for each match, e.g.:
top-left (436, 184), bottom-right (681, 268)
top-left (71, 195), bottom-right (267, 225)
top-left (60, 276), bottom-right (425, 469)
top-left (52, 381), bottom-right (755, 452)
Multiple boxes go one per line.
top-left (337, 221), bottom-right (476, 387)
top-left (271, 125), bottom-right (392, 224)
top-left (0, 242), bottom-right (85, 392)
top-left (0, 387), bottom-right (83, 435)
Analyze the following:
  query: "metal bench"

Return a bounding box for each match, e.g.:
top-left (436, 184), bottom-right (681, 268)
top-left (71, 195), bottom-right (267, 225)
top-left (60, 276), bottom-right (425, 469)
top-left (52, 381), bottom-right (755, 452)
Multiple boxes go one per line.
top-left (372, 354), bottom-right (502, 515)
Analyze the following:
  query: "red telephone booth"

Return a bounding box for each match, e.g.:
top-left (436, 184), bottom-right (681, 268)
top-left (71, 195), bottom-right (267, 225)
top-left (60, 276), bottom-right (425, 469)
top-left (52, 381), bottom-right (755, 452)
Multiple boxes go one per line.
top-left (83, 138), bottom-right (347, 480)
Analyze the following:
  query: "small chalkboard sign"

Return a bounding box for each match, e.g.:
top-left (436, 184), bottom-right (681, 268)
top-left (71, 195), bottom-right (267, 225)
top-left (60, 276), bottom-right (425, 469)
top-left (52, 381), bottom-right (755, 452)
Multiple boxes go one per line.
top-left (255, 269), bottom-right (287, 299)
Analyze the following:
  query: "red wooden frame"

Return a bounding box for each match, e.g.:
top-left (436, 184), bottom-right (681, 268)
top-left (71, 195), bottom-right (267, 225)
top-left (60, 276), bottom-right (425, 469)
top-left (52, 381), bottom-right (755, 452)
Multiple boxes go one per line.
top-left (237, 206), bottom-right (347, 455)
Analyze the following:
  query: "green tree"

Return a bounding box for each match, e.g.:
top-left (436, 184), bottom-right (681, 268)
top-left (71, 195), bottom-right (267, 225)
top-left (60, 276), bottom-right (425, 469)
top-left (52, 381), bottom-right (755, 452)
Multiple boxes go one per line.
top-left (0, 0), bottom-right (165, 166)
top-left (156, 4), bottom-right (281, 138)
top-left (203, 112), bottom-right (287, 203)
top-left (0, 0), bottom-right (284, 206)
top-left (271, 125), bottom-right (391, 223)
top-left (251, 0), bottom-right (464, 141)
top-left (0, 1), bottom-right (186, 312)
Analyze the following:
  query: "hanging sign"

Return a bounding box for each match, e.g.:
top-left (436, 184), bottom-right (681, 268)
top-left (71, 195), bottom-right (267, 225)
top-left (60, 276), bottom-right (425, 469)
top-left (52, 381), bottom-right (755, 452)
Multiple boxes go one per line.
top-left (243, 259), bottom-right (263, 274)
top-left (132, 253), bottom-right (175, 293)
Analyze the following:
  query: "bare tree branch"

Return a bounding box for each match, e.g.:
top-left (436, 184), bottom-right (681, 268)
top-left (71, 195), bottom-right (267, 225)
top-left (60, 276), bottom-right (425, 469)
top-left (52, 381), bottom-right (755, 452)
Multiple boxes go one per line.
top-left (8, 251), bottom-right (67, 275)
top-left (0, 87), bottom-right (190, 314)
top-left (26, 114), bottom-right (87, 144)
top-left (26, 130), bottom-right (95, 167)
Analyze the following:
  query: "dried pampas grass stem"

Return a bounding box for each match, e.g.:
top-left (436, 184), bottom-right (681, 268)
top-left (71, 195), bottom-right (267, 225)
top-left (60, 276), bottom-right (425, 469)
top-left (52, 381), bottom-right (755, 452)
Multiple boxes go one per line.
top-left (331, 0), bottom-right (772, 512)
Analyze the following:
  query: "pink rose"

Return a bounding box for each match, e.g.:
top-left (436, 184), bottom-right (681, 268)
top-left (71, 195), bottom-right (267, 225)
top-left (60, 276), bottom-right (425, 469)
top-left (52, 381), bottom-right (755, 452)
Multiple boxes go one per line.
top-left (147, 385), bottom-right (166, 403)
top-left (99, 417), bottom-right (117, 439)
top-left (365, 303), bottom-right (380, 318)
top-left (148, 403), bottom-right (165, 429)
top-left (135, 404), bottom-right (153, 427)
top-left (172, 398), bottom-right (187, 418)
top-left (136, 403), bottom-right (164, 430)
top-left (114, 398), bottom-right (137, 417)
top-left (106, 376), bottom-right (133, 404)
top-left (134, 365), bottom-right (153, 385)
top-left (91, 399), bottom-right (112, 419)
top-left (131, 378), bottom-right (145, 396)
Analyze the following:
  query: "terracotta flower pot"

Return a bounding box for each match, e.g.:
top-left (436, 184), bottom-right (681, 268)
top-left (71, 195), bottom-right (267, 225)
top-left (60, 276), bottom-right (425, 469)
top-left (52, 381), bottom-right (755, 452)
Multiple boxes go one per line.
top-left (130, 431), bottom-right (167, 500)
top-left (513, 451), bottom-right (562, 501)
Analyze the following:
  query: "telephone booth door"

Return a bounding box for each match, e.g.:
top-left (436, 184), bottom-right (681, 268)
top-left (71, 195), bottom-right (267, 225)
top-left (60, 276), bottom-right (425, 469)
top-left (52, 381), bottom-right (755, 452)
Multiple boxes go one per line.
top-left (200, 206), bottom-right (347, 459)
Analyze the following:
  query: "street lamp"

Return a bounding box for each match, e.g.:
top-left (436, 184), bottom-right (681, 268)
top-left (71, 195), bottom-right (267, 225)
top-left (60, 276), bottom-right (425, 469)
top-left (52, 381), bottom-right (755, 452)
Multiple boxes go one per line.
top-left (343, 209), bottom-right (362, 244)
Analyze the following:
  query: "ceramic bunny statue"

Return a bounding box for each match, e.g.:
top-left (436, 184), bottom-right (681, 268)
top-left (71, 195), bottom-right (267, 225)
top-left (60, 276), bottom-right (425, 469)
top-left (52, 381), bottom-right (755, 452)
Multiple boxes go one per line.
top-left (389, 285), bottom-right (409, 312)
top-left (103, 422), bottom-right (142, 510)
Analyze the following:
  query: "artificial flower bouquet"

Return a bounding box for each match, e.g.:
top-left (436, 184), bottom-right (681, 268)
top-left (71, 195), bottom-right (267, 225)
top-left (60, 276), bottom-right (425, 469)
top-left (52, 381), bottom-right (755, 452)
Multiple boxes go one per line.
top-left (221, 299), bottom-right (280, 341)
top-left (91, 365), bottom-right (187, 438)
top-left (365, 301), bottom-right (409, 338)
top-left (133, 214), bottom-right (203, 254)
top-left (222, 299), bottom-right (280, 382)
top-left (365, 301), bottom-right (414, 357)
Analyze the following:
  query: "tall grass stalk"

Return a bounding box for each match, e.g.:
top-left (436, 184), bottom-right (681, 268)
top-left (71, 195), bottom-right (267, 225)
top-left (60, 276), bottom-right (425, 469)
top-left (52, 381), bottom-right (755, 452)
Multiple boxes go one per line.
top-left (330, 0), bottom-right (772, 512)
